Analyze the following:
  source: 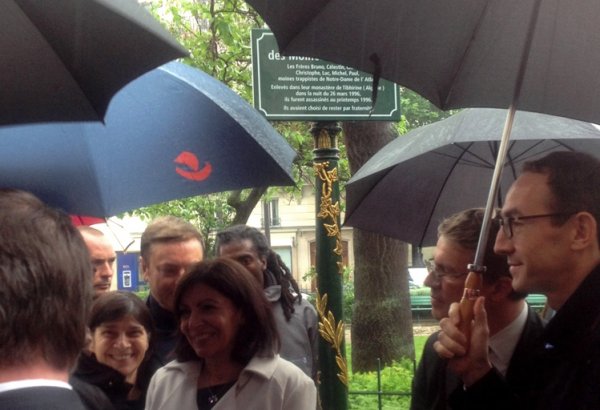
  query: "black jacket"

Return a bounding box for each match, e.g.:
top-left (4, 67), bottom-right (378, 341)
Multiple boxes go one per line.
top-left (411, 305), bottom-right (544, 410)
top-left (146, 294), bottom-right (178, 364)
top-left (448, 264), bottom-right (600, 410)
top-left (0, 387), bottom-right (88, 410)
top-left (72, 353), bottom-right (161, 410)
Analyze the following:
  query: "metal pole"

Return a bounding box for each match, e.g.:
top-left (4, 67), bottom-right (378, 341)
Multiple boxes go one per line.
top-left (311, 121), bottom-right (348, 410)
top-left (459, 0), bottom-right (542, 337)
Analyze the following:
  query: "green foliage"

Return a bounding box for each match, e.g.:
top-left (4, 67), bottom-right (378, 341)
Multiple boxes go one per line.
top-left (409, 287), bottom-right (431, 296)
top-left (344, 335), bottom-right (429, 409)
top-left (348, 357), bottom-right (414, 409)
top-left (148, 0), bottom-right (261, 101)
top-left (414, 335), bottom-right (427, 363)
top-left (132, 194), bottom-right (234, 255)
top-left (400, 88), bottom-right (458, 131)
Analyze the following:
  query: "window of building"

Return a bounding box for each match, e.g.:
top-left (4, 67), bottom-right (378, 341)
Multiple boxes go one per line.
top-left (261, 199), bottom-right (280, 227)
top-left (272, 246), bottom-right (292, 272)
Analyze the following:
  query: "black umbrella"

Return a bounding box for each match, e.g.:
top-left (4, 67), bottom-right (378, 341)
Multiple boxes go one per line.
top-left (344, 108), bottom-right (600, 246)
top-left (2, 0), bottom-right (187, 125)
top-left (245, 0), bottom-right (600, 125)
top-left (247, 0), bottom-right (600, 327)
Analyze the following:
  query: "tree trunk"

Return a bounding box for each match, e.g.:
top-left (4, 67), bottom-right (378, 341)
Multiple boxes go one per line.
top-left (343, 121), bottom-right (414, 371)
top-left (227, 186), bottom-right (268, 225)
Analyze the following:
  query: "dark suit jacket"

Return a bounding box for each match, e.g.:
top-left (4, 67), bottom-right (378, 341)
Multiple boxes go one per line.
top-left (410, 306), bottom-right (544, 410)
top-left (0, 386), bottom-right (87, 410)
top-left (447, 265), bottom-right (600, 410)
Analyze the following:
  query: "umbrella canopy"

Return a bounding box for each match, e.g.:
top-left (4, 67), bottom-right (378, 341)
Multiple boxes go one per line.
top-left (0, 62), bottom-right (296, 217)
top-left (246, 0), bottom-right (600, 125)
top-left (70, 215), bottom-right (136, 252)
top-left (344, 108), bottom-right (600, 247)
top-left (2, 0), bottom-right (187, 125)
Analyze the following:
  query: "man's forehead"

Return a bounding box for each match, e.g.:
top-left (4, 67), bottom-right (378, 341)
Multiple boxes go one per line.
top-left (221, 238), bottom-right (257, 253)
top-left (149, 238), bottom-right (202, 252)
top-left (502, 172), bottom-right (551, 214)
top-left (435, 237), bottom-right (474, 263)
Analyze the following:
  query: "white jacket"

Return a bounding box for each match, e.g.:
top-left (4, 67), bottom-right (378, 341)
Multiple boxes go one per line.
top-left (145, 355), bottom-right (316, 410)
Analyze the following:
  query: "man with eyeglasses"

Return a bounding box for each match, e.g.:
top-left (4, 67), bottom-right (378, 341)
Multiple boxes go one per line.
top-left (140, 216), bottom-right (204, 363)
top-left (411, 208), bottom-right (543, 410)
top-left (434, 151), bottom-right (600, 409)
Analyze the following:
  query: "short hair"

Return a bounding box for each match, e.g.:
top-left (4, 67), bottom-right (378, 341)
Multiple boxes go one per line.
top-left (173, 258), bottom-right (279, 365)
top-left (0, 189), bottom-right (93, 370)
top-left (89, 291), bottom-right (154, 335)
top-left (89, 291), bottom-right (155, 390)
top-left (522, 151), bottom-right (600, 243)
top-left (140, 216), bottom-right (204, 260)
top-left (215, 225), bottom-right (302, 321)
top-left (438, 208), bottom-right (513, 287)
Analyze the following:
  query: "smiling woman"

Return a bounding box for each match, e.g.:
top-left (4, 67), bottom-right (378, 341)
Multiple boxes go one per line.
top-left (72, 292), bottom-right (162, 410)
top-left (145, 258), bottom-right (317, 410)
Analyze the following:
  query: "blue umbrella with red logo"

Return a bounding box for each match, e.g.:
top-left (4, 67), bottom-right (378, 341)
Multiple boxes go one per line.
top-left (0, 62), bottom-right (296, 217)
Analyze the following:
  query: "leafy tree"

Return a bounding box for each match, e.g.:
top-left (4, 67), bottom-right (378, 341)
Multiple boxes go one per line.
top-left (135, 0), bottom-right (320, 251)
top-left (342, 91), bottom-right (453, 371)
top-left (139, 0), bottom-right (454, 371)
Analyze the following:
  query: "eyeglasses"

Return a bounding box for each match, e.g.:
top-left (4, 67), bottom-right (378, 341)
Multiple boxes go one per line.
top-left (493, 212), bottom-right (573, 239)
top-left (423, 258), bottom-right (468, 282)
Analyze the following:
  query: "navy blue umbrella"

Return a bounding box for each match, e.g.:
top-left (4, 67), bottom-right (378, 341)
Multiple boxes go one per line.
top-left (0, 62), bottom-right (296, 217)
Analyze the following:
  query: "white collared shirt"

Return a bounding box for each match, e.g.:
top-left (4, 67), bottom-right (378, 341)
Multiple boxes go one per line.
top-left (488, 303), bottom-right (528, 377)
top-left (0, 379), bottom-right (72, 394)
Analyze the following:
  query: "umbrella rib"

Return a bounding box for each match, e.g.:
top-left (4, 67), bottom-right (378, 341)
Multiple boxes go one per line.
top-left (419, 142), bottom-right (474, 246)
top-left (432, 143), bottom-right (495, 169)
top-left (509, 139), bottom-right (567, 163)
top-left (440, 2), bottom-right (493, 108)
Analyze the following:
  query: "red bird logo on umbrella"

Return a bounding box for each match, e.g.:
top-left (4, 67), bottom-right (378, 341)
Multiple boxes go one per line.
top-left (174, 151), bottom-right (212, 181)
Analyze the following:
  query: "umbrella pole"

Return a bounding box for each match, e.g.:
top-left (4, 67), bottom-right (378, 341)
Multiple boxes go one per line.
top-left (458, 0), bottom-right (542, 340)
top-left (458, 104), bottom-right (517, 341)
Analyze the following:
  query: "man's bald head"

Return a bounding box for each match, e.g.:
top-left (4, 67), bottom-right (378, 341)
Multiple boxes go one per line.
top-left (78, 227), bottom-right (116, 298)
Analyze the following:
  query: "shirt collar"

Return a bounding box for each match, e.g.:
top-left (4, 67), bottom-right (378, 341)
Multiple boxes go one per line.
top-left (488, 303), bottom-right (528, 377)
top-left (0, 379), bottom-right (72, 394)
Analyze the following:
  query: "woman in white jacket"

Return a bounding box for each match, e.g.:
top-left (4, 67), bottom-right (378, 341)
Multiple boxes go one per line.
top-left (145, 258), bottom-right (316, 410)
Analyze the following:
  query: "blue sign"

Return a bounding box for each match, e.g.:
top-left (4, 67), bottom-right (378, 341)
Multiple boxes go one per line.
top-left (117, 252), bottom-right (139, 291)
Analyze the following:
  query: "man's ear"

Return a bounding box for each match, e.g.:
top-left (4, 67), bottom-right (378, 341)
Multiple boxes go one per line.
top-left (571, 212), bottom-right (597, 251)
top-left (140, 256), bottom-right (149, 281)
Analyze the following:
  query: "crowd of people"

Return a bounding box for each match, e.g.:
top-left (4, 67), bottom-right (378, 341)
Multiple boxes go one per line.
top-left (3, 150), bottom-right (600, 410)
top-left (0, 191), bottom-right (317, 410)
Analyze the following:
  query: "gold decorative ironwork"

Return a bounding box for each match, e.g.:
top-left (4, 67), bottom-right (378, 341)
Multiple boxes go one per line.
top-left (316, 129), bottom-right (332, 149)
top-left (314, 161), bottom-right (343, 274)
top-left (316, 290), bottom-right (348, 387)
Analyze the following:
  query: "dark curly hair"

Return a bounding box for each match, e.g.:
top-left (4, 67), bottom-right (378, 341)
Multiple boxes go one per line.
top-left (215, 225), bottom-right (302, 321)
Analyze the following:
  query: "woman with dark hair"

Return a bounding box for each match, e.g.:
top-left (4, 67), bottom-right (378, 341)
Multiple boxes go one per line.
top-left (73, 291), bottom-right (161, 410)
top-left (145, 258), bottom-right (316, 410)
top-left (216, 225), bottom-right (318, 381)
